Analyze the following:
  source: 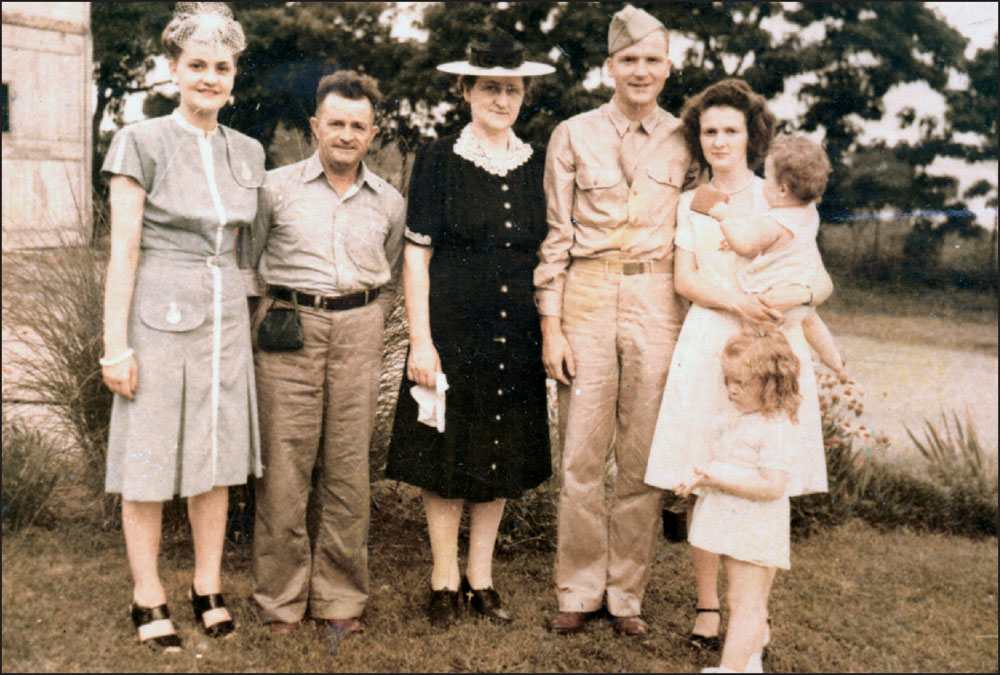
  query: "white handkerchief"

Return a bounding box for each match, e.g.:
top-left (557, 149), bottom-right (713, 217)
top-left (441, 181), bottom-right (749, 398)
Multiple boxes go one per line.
top-left (410, 372), bottom-right (449, 432)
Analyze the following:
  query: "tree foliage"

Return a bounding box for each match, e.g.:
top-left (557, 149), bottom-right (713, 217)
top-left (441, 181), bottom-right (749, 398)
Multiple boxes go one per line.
top-left (90, 1), bottom-right (996, 261)
top-left (947, 35), bottom-right (998, 164)
top-left (90, 3), bottom-right (171, 189)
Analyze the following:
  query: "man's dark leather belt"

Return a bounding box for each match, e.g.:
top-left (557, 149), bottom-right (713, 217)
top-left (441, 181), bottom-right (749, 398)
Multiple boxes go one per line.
top-left (268, 285), bottom-right (381, 311)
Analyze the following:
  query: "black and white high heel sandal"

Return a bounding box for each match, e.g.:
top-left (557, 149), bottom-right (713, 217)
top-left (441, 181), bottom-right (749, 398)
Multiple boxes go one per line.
top-left (130, 602), bottom-right (182, 652)
top-left (189, 585), bottom-right (236, 638)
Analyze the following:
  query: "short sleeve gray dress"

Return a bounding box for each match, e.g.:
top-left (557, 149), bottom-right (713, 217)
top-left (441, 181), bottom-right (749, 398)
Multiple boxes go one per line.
top-left (101, 111), bottom-right (264, 501)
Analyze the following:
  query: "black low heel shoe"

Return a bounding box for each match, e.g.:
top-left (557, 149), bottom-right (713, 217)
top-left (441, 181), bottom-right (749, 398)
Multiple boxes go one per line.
top-left (130, 602), bottom-right (182, 652)
top-left (689, 607), bottom-right (721, 651)
top-left (189, 585), bottom-right (236, 638)
top-left (461, 576), bottom-right (512, 623)
top-left (427, 588), bottom-right (460, 627)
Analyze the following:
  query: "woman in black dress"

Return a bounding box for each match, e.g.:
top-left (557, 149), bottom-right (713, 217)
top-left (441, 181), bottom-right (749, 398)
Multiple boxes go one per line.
top-left (386, 28), bottom-right (554, 627)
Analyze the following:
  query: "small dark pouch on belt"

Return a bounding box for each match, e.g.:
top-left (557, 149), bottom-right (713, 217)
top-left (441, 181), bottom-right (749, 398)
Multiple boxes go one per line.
top-left (257, 294), bottom-right (304, 351)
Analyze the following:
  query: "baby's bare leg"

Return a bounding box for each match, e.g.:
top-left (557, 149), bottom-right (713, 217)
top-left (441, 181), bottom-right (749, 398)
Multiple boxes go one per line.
top-left (803, 309), bottom-right (844, 371)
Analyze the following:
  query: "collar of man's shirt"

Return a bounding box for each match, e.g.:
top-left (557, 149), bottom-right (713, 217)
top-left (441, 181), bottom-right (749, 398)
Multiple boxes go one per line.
top-left (604, 97), bottom-right (665, 137)
top-left (300, 152), bottom-right (388, 199)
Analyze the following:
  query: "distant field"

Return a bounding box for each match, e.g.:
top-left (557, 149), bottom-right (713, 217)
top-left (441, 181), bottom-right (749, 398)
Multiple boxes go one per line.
top-left (815, 276), bottom-right (998, 459)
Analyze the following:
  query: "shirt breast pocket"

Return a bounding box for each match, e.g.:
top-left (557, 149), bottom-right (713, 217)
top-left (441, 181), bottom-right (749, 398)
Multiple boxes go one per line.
top-left (138, 275), bottom-right (208, 332)
top-left (646, 160), bottom-right (687, 190)
top-left (575, 166), bottom-right (624, 191)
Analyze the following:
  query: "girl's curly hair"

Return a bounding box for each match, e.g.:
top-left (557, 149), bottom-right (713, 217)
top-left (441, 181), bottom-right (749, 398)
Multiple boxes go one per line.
top-left (722, 326), bottom-right (802, 422)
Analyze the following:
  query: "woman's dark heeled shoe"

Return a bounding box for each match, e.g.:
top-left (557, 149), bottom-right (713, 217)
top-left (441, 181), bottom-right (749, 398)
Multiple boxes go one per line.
top-left (427, 588), bottom-right (460, 627)
top-left (189, 585), bottom-right (236, 638)
top-left (762, 617), bottom-right (772, 661)
top-left (461, 576), bottom-right (512, 623)
top-left (130, 602), bottom-right (182, 652)
top-left (689, 607), bottom-right (721, 650)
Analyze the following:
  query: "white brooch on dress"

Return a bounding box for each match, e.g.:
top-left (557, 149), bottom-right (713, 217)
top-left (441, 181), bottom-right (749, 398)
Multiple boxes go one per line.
top-left (453, 124), bottom-right (533, 177)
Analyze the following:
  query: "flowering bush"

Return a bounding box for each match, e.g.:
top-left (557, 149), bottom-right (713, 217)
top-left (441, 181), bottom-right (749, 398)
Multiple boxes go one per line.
top-left (792, 367), bottom-right (890, 536)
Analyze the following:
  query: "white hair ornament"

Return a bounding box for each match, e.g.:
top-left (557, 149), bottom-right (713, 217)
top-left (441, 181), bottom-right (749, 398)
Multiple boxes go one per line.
top-left (164, 2), bottom-right (246, 55)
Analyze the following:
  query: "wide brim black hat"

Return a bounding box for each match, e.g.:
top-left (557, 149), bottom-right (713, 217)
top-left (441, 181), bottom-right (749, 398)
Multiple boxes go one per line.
top-left (437, 26), bottom-right (555, 77)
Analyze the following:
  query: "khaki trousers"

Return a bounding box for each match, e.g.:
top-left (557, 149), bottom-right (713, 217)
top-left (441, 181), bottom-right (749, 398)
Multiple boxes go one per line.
top-left (555, 264), bottom-right (682, 617)
top-left (252, 297), bottom-right (383, 622)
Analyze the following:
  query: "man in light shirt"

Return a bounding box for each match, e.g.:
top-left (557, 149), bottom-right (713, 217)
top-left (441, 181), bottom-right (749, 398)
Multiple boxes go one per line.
top-left (535, 5), bottom-right (694, 636)
top-left (250, 70), bottom-right (404, 636)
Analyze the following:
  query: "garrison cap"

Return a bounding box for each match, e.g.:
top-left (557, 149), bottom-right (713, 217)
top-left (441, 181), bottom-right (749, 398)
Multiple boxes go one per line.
top-left (608, 5), bottom-right (667, 55)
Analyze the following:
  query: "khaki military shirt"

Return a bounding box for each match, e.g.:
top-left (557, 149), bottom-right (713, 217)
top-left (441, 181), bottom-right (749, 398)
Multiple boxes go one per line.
top-left (534, 98), bottom-right (694, 317)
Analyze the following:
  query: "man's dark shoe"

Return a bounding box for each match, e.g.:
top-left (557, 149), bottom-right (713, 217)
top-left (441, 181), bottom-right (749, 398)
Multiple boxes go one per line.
top-left (266, 621), bottom-right (300, 635)
top-left (613, 615), bottom-right (650, 636)
top-left (326, 617), bottom-right (364, 634)
top-left (547, 610), bottom-right (593, 634)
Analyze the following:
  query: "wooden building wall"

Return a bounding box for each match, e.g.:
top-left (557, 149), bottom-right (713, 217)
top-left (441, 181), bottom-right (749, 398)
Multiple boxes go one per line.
top-left (2, 2), bottom-right (92, 249)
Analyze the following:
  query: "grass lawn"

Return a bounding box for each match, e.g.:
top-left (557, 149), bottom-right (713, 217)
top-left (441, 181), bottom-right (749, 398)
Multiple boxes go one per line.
top-left (2, 484), bottom-right (997, 673)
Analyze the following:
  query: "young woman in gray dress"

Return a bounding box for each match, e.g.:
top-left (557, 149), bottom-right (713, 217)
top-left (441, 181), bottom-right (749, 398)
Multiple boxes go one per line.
top-left (100, 2), bottom-right (263, 651)
top-left (386, 29), bottom-right (554, 627)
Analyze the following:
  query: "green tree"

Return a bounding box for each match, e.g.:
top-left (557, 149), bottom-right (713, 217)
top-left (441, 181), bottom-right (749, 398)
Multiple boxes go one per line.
top-left (947, 36), bottom-right (998, 164)
top-left (90, 3), bottom-right (170, 198)
top-left (223, 2), bottom-right (419, 153)
top-left (781, 2), bottom-right (968, 223)
top-left (91, 1), bottom-right (991, 259)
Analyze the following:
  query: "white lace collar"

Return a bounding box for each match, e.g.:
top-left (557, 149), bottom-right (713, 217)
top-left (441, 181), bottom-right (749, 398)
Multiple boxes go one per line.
top-left (453, 124), bottom-right (533, 177)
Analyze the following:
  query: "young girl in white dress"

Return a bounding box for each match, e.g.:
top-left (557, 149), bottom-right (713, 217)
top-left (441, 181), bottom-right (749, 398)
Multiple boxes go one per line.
top-left (705, 135), bottom-right (845, 373)
top-left (675, 327), bottom-right (803, 673)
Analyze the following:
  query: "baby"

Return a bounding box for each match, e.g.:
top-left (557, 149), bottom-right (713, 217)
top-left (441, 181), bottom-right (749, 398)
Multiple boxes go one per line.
top-left (693, 136), bottom-right (845, 373)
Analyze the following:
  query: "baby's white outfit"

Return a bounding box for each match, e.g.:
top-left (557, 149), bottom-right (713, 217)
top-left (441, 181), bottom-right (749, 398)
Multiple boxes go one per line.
top-left (737, 203), bottom-right (821, 295)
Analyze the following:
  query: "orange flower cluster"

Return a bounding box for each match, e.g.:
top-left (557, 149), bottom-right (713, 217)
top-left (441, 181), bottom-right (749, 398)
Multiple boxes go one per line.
top-left (815, 368), bottom-right (888, 446)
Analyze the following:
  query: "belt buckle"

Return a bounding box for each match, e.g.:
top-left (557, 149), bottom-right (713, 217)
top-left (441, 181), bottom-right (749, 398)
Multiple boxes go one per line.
top-left (622, 261), bottom-right (644, 275)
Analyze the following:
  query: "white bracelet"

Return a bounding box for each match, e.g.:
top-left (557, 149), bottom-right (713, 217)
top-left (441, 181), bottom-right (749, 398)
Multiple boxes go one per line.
top-left (99, 348), bottom-right (134, 367)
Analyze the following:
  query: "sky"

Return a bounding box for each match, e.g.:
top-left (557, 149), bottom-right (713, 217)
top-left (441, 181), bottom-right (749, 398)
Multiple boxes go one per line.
top-left (927, 1), bottom-right (998, 54)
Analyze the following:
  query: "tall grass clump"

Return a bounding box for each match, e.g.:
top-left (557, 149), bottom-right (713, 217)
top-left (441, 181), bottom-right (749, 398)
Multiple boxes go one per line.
top-left (1, 412), bottom-right (63, 532)
top-left (907, 409), bottom-right (997, 494)
top-left (859, 410), bottom-right (999, 537)
top-left (2, 222), bottom-right (113, 521)
top-left (827, 409), bottom-right (997, 538)
top-left (793, 367), bottom-right (997, 538)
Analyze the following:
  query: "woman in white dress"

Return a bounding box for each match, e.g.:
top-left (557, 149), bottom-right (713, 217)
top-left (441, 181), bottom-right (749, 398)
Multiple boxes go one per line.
top-left (100, 3), bottom-right (263, 651)
top-left (643, 79), bottom-right (833, 651)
